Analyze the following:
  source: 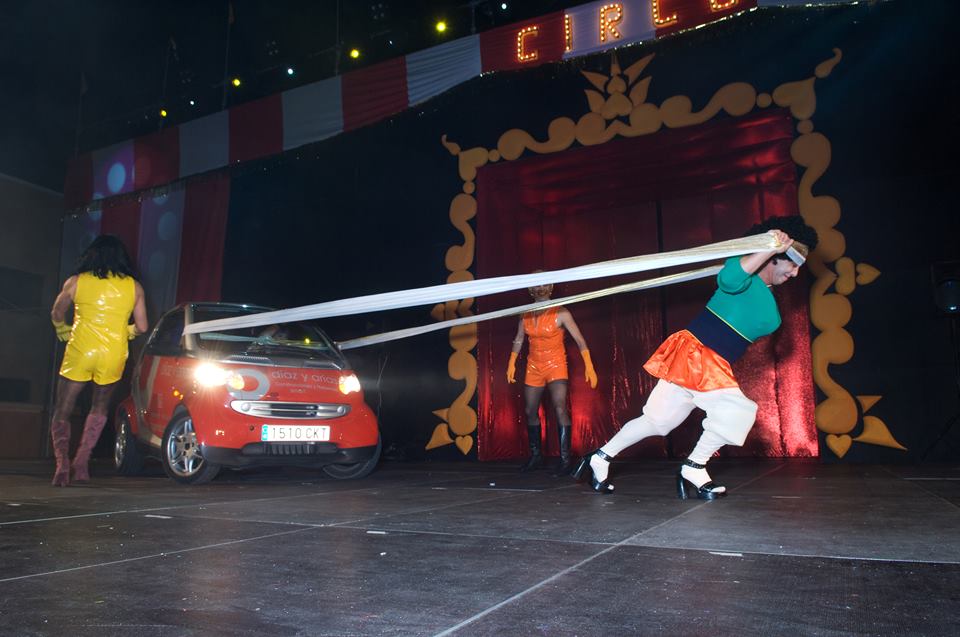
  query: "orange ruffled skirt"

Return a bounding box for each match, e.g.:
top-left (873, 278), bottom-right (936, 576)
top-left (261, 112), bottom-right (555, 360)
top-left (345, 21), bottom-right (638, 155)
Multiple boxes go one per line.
top-left (642, 330), bottom-right (739, 392)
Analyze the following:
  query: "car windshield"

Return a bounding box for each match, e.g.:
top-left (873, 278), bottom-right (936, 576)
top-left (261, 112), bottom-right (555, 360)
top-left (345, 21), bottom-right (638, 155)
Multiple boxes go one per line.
top-left (191, 307), bottom-right (341, 360)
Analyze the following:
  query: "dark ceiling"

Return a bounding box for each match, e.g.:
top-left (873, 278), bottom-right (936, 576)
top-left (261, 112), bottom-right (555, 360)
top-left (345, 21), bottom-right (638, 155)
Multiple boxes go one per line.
top-left (0, 0), bottom-right (584, 192)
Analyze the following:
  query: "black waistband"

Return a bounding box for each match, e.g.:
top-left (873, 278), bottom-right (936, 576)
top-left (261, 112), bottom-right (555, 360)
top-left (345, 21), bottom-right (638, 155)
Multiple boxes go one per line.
top-left (686, 308), bottom-right (751, 364)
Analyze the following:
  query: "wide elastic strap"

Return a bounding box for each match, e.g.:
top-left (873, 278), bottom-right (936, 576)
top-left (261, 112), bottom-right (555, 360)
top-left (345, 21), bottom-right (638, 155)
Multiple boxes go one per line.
top-left (184, 233), bottom-right (780, 336)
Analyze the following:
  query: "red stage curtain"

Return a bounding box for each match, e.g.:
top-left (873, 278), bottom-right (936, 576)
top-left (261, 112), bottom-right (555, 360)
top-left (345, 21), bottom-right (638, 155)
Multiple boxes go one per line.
top-left (100, 198), bottom-right (142, 265)
top-left (176, 174), bottom-right (231, 304)
top-left (476, 109), bottom-right (818, 460)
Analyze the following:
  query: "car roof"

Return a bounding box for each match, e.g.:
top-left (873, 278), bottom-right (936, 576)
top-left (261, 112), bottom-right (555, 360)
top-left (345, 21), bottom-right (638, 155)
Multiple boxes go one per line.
top-left (185, 302), bottom-right (276, 313)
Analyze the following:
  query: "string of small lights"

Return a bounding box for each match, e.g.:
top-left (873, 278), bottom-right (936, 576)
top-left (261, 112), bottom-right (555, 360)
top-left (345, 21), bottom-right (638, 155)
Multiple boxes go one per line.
top-left (69, 1), bottom-right (867, 217)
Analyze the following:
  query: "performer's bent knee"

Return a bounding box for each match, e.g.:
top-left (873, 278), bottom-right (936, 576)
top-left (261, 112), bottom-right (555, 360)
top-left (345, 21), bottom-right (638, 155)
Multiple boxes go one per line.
top-left (641, 381), bottom-right (695, 436)
top-left (644, 414), bottom-right (683, 436)
top-left (702, 395), bottom-right (758, 447)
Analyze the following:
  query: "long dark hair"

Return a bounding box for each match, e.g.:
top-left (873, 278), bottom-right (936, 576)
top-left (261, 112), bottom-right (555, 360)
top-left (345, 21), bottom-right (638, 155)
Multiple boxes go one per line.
top-left (74, 235), bottom-right (138, 279)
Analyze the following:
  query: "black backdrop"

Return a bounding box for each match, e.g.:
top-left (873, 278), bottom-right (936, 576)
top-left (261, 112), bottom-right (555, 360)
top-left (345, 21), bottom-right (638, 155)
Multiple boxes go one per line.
top-left (220, 0), bottom-right (960, 462)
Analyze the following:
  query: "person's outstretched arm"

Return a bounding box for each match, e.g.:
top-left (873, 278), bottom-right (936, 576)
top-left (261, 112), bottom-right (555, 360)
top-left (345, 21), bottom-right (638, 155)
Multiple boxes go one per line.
top-left (51, 276), bottom-right (78, 323)
top-left (558, 308), bottom-right (597, 389)
top-left (129, 282), bottom-right (149, 337)
top-left (507, 319), bottom-right (525, 383)
top-left (50, 276), bottom-right (78, 341)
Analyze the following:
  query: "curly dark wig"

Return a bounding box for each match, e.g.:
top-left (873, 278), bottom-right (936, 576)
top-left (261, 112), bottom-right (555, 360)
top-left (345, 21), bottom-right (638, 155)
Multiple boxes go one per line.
top-left (74, 235), bottom-right (138, 279)
top-left (745, 215), bottom-right (819, 251)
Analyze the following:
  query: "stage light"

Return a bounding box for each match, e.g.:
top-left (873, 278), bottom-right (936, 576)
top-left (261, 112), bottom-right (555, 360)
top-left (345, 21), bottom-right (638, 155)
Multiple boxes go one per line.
top-left (435, 21), bottom-right (447, 33)
top-left (232, 77), bottom-right (241, 87)
top-left (286, 67), bottom-right (295, 76)
top-left (501, 2), bottom-right (508, 9)
top-left (107, 162), bottom-right (127, 194)
top-left (159, 109), bottom-right (168, 118)
top-left (933, 262), bottom-right (960, 315)
top-left (349, 48), bottom-right (360, 59)
top-left (189, 99), bottom-right (195, 106)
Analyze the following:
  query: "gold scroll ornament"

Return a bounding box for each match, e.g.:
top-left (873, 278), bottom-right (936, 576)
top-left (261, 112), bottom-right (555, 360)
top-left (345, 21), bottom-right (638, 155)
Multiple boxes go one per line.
top-left (430, 50), bottom-right (904, 459)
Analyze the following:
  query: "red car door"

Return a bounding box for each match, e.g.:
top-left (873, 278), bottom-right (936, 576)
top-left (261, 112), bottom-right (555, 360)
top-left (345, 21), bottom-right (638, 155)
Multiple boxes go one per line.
top-left (136, 309), bottom-right (187, 440)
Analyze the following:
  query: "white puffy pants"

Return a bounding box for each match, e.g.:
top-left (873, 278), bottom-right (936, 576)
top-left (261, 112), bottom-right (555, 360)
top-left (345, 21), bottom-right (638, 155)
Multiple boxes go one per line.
top-left (600, 379), bottom-right (758, 459)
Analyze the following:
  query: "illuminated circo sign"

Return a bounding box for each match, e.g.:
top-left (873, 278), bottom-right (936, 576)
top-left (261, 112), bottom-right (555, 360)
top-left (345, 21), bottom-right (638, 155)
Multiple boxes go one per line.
top-left (517, 0), bottom-right (741, 62)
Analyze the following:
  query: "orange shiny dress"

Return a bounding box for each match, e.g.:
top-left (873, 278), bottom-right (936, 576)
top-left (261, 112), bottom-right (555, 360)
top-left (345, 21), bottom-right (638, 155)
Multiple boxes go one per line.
top-left (522, 306), bottom-right (568, 387)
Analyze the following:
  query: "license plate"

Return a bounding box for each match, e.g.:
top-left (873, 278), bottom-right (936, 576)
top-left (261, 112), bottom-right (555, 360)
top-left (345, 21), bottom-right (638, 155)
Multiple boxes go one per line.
top-left (261, 425), bottom-right (330, 442)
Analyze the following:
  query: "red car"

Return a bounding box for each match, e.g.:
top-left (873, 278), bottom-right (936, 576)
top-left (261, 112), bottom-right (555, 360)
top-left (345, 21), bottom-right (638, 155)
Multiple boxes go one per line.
top-left (114, 302), bottom-right (380, 484)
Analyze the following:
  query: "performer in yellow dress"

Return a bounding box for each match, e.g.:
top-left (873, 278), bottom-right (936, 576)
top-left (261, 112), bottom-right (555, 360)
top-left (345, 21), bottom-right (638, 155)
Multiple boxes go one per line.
top-left (49, 235), bottom-right (148, 486)
top-left (507, 281), bottom-right (598, 475)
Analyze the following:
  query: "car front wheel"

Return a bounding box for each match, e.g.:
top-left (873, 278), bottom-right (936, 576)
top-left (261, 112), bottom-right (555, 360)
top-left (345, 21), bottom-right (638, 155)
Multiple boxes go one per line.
top-left (161, 412), bottom-right (220, 485)
top-left (114, 411), bottom-right (143, 476)
top-left (322, 437), bottom-right (381, 480)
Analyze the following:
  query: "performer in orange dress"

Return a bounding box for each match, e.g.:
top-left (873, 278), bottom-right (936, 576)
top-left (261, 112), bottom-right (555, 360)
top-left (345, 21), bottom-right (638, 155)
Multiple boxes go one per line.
top-left (573, 216), bottom-right (818, 498)
top-left (507, 281), bottom-right (598, 475)
top-left (49, 235), bottom-right (148, 486)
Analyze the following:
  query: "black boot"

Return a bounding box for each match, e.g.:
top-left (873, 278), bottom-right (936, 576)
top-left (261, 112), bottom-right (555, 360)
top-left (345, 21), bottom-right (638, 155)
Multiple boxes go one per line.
top-left (520, 426), bottom-right (543, 472)
top-left (551, 426), bottom-right (573, 477)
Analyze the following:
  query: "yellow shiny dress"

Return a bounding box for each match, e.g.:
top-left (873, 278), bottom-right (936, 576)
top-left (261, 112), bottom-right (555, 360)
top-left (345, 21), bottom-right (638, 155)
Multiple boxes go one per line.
top-left (60, 272), bottom-right (136, 385)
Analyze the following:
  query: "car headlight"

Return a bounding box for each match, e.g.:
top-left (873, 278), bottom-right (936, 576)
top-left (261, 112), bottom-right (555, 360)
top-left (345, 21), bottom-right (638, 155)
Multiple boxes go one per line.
top-left (195, 364), bottom-right (245, 389)
top-left (338, 373), bottom-right (362, 395)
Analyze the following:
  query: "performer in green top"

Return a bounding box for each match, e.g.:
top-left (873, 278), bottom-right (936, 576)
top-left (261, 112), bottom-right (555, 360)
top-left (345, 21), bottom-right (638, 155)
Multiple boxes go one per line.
top-left (573, 215), bottom-right (819, 498)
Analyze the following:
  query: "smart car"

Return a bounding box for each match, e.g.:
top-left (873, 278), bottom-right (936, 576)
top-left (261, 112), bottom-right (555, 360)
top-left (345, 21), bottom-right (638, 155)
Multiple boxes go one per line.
top-left (114, 302), bottom-right (380, 484)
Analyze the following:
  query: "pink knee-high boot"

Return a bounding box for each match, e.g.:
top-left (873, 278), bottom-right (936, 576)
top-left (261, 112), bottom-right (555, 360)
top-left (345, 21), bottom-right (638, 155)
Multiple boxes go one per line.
top-left (71, 414), bottom-right (108, 483)
top-left (50, 419), bottom-right (72, 487)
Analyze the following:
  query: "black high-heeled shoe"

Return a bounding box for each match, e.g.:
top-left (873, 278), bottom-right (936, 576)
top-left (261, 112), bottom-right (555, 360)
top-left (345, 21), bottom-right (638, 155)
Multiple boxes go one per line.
top-left (676, 459), bottom-right (726, 501)
top-left (571, 449), bottom-right (615, 494)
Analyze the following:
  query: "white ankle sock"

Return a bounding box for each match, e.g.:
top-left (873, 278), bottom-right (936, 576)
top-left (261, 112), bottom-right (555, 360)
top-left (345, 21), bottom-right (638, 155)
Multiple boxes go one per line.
top-left (680, 464), bottom-right (725, 493)
top-left (684, 429), bottom-right (727, 492)
top-left (589, 453), bottom-right (610, 483)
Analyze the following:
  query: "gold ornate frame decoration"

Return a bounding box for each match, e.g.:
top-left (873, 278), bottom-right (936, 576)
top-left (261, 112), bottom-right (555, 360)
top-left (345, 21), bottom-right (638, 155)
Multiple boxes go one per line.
top-left (430, 50), bottom-right (905, 459)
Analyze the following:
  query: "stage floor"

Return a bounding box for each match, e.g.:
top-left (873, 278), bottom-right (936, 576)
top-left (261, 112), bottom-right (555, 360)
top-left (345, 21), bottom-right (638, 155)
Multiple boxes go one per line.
top-left (1, 458), bottom-right (958, 636)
